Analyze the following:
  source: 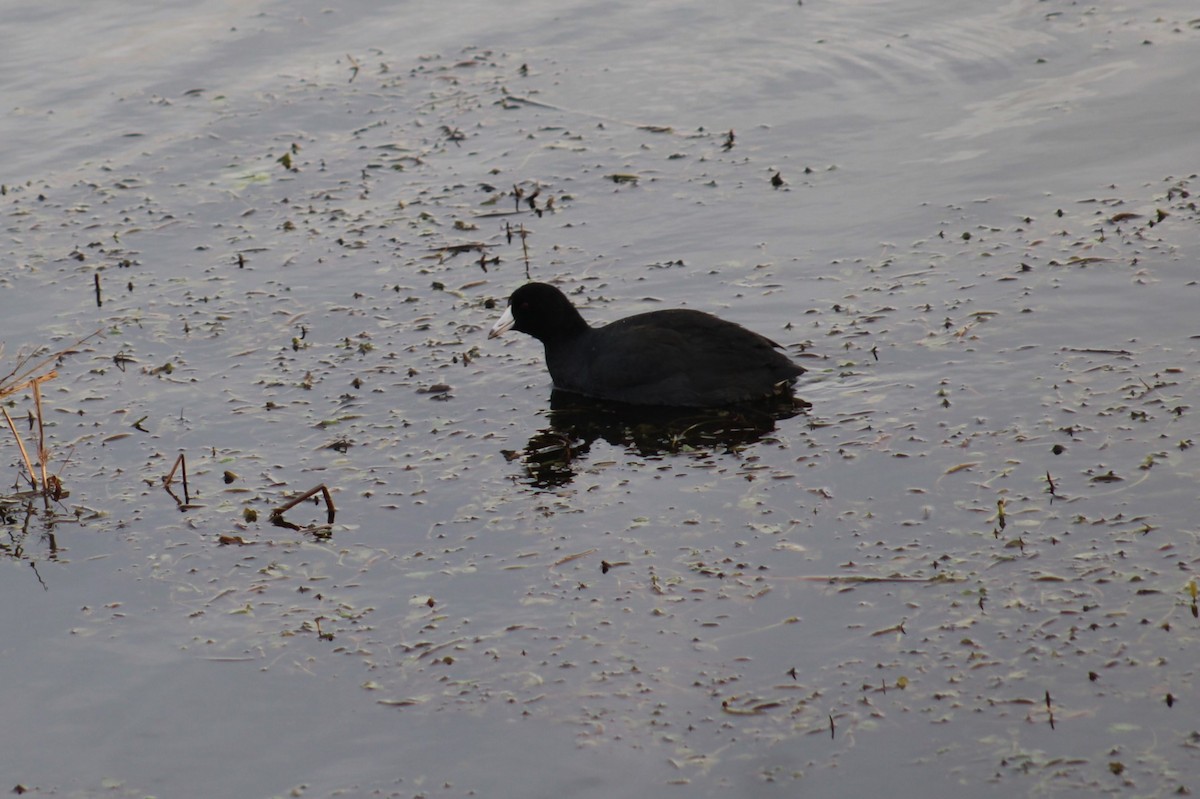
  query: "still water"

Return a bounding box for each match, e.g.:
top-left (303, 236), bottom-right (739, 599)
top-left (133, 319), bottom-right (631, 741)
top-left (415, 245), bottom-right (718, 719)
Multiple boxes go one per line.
top-left (3, 0), bottom-right (1200, 796)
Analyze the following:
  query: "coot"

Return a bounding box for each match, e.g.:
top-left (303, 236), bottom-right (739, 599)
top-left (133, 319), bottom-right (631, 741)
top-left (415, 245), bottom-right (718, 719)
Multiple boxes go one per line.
top-left (489, 282), bottom-right (804, 407)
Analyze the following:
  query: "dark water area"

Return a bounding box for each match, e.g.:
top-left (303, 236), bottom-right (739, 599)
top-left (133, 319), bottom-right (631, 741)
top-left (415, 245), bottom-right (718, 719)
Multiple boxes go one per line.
top-left (3, 1), bottom-right (1200, 796)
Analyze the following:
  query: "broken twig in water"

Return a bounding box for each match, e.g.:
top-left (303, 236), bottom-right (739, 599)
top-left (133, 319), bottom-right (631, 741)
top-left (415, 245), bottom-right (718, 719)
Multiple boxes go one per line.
top-left (797, 574), bottom-right (964, 584)
top-left (271, 483), bottom-right (336, 526)
top-left (163, 452), bottom-right (190, 504)
top-left (552, 548), bottom-right (596, 567)
top-left (517, 223), bottom-right (531, 279)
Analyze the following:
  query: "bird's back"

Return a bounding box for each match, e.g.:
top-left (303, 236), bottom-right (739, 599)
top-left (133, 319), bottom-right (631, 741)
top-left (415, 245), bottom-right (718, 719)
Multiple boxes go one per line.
top-left (545, 309), bottom-right (802, 406)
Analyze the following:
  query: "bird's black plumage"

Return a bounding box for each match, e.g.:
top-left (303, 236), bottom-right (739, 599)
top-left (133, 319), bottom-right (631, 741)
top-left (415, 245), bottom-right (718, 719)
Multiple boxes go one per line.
top-left (490, 282), bottom-right (803, 407)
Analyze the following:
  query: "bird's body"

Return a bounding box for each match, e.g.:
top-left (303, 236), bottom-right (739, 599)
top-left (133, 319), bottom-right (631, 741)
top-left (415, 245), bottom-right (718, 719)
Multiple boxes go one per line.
top-left (489, 283), bottom-right (803, 407)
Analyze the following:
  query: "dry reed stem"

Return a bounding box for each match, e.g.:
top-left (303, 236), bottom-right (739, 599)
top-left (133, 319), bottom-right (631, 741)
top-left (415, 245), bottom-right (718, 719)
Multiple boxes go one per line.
top-left (0, 370), bottom-right (58, 402)
top-left (0, 329), bottom-right (99, 402)
top-left (1, 330), bottom-right (101, 499)
top-left (1, 407), bottom-right (37, 490)
top-left (32, 378), bottom-right (48, 491)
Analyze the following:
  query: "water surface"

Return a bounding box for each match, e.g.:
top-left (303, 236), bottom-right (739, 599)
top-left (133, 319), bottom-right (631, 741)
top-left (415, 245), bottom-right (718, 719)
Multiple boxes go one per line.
top-left (3, 1), bottom-right (1200, 796)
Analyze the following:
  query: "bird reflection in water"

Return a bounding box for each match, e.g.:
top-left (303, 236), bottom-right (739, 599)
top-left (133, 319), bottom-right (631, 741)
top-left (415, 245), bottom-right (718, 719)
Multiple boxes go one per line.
top-left (510, 389), bottom-right (811, 488)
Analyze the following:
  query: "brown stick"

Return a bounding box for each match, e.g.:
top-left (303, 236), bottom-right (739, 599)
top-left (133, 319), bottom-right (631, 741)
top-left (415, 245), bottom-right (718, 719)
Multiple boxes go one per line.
top-left (271, 483), bottom-right (336, 524)
top-left (1, 407), bottom-right (37, 490)
top-left (32, 378), bottom-right (48, 493)
top-left (163, 453), bottom-right (190, 504)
